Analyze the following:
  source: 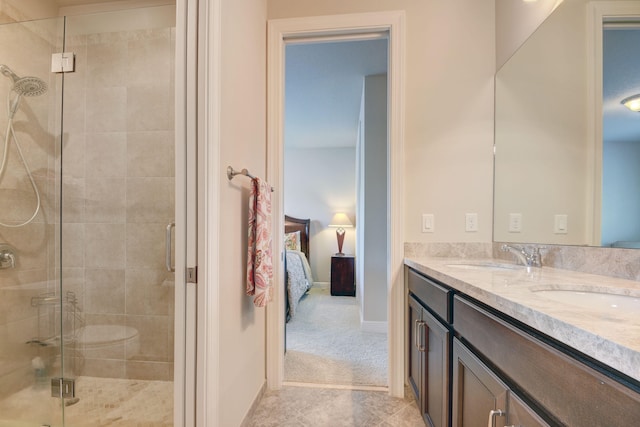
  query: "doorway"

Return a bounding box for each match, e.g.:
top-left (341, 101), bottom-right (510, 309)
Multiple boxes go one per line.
top-left (282, 38), bottom-right (389, 388)
top-left (267, 11), bottom-right (406, 397)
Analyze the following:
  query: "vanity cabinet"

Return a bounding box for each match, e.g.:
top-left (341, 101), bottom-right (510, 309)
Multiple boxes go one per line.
top-left (405, 266), bottom-right (640, 427)
top-left (453, 295), bottom-right (640, 426)
top-left (407, 269), bottom-right (452, 427)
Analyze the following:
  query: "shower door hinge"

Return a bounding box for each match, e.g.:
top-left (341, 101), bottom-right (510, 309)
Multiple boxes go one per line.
top-left (186, 266), bottom-right (197, 284)
top-left (51, 377), bottom-right (75, 398)
top-left (51, 52), bottom-right (75, 73)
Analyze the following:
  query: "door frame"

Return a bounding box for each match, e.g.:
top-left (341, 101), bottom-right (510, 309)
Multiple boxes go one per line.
top-left (586, 1), bottom-right (640, 246)
top-left (266, 11), bottom-right (406, 397)
top-left (176, 0), bottom-right (217, 425)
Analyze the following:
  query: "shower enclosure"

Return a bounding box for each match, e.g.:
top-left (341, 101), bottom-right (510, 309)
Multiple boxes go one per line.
top-left (0, 4), bottom-right (185, 426)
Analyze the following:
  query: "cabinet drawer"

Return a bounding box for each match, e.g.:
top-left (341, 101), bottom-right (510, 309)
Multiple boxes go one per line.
top-left (454, 295), bottom-right (640, 426)
top-left (407, 268), bottom-right (452, 323)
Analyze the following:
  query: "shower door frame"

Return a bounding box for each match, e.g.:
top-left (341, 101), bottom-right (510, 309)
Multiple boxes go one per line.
top-left (176, 0), bottom-right (202, 425)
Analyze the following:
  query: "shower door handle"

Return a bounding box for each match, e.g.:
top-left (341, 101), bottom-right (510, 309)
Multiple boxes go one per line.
top-left (166, 221), bottom-right (175, 272)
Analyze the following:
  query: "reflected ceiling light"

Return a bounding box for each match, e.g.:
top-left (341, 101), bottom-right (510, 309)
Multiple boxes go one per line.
top-left (621, 94), bottom-right (640, 112)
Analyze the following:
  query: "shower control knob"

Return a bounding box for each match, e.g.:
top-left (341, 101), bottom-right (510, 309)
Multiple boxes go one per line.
top-left (0, 243), bottom-right (16, 269)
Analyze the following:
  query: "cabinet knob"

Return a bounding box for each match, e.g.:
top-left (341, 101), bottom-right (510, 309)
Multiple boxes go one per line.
top-left (488, 409), bottom-right (505, 427)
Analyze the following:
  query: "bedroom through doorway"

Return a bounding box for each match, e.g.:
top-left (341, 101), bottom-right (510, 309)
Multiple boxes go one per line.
top-left (281, 36), bottom-right (390, 389)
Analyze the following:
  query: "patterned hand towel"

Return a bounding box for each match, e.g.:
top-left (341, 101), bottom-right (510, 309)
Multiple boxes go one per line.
top-left (246, 177), bottom-right (273, 307)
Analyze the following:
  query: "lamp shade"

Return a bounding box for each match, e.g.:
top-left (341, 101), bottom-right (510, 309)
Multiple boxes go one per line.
top-left (328, 213), bottom-right (353, 228)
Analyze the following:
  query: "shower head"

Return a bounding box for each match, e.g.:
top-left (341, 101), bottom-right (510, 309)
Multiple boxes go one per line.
top-left (12, 76), bottom-right (47, 97)
top-left (0, 64), bottom-right (47, 97)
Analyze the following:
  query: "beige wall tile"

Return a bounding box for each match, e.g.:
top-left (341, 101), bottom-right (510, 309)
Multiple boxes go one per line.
top-left (62, 223), bottom-right (85, 268)
top-left (82, 358), bottom-right (126, 379)
top-left (86, 86), bottom-right (126, 132)
top-left (127, 32), bottom-right (171, 86)
top-left (62, 175), bottom-right (86, 224)
top-left (125, 314), bottom-right (169, 362)
top-left (61, 132), bottom-right (86, 179)
top-left (86, 40), bottom-right (128, 88)
top-left (126, 360), bottom-right (172, 381)
top-left (85, 177), bottom-right (126, 223)
top-left (126, 84), bottom-right (172, 131)
top-left (127, 131), bottom-right (174, 177)
top-left (84, 223), bottom-right (125, 269)
top-left (85, 132), bottom-right (127, 178)
top-left (125, 268), bottom-right (170, 315)
top-left (126, 223), bottom-right (166, 270)
top-left (126, 177), bottom-right (174, 223)
top-left (85, 268), bottom-right (125, 315)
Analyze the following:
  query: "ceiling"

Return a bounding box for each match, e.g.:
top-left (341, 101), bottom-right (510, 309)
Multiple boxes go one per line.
top-left (603, 28), bottom-right (640, 144)
top-left (285, 38), bottom-right (388, 149)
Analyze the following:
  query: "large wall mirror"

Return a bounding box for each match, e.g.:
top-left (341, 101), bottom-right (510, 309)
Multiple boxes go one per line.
top-left (494, 0), bottom-right (640, 247)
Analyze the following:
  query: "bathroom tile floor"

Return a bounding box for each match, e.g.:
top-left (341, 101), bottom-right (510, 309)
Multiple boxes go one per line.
top-left (246, 384), bottom-right (425, 427)
top-left (0, 376), bottom-right (173, 427)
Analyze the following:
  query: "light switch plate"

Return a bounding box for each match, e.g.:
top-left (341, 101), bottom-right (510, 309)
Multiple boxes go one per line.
top-left (509, 213), bottom-right (522, 233)
top-left (554, 214), bottom-right (568, 234)
top-left (422, 214), bottom-right (434, 233)
top-left (465, 213), bottom-right (478, 232)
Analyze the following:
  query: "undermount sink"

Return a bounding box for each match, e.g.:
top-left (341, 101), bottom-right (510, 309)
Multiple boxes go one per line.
top-left (533, 288), bottom-right (640, 312)
top-left (445, 261), bottom-right (524, 271)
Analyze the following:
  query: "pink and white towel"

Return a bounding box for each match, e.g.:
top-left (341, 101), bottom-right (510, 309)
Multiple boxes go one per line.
top-left (246, 177), bottom-right (273, 307)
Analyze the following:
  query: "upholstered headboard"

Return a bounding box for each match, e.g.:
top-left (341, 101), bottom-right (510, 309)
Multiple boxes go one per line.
top-left (284, 215), bottom-right (310, 261)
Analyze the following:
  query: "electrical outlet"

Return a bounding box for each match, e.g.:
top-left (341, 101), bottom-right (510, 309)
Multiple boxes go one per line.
top-left (465, 213), bottom-right (478, 232)
top-left (422, 214), bottom-right (434, 233)
top-left (509, 213), bottom-right (522, 233)
top-left (554, 214), bottom-right (568, 234)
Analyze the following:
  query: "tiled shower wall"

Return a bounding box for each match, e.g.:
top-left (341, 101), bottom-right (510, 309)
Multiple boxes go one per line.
top-left (61, 23), bottom-right (175, 381)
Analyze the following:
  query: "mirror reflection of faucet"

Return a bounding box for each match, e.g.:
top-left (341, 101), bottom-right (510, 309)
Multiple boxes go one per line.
top-left (0, 243), bottom-right (16, 269)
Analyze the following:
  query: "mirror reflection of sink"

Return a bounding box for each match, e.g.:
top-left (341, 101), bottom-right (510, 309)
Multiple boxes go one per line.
top-left (445, 262), bottom-right (524, 271)
top-left (533, 289), bottom-right (640, 312)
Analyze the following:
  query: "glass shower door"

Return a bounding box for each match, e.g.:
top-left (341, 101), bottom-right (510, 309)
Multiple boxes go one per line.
top-left (59, 6), bottom-right (177, 427)
top-left (0, 15), bottom-right (66, 427)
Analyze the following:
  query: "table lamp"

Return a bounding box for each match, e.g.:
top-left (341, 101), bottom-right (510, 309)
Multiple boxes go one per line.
top-left (328, 212), bottom-right (353, 255)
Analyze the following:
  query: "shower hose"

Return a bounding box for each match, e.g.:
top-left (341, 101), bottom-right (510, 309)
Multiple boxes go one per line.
top-left (0, 90), bottom-right (41, 227)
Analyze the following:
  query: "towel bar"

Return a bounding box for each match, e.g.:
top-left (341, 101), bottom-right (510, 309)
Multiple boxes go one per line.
top-left (227, 166), bottom-right (274, 192)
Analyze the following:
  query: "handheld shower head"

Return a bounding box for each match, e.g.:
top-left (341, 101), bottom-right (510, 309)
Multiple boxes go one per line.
top-left (0, 64), bottom-right (47, 97)
top-left (12, 76), bottom-right (47, 97)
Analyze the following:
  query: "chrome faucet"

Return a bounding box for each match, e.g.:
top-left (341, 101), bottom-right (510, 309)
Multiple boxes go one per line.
top-left (501, 244), bottom-right (542, 268)
top-left (0, 244), bottom-right (15, 269)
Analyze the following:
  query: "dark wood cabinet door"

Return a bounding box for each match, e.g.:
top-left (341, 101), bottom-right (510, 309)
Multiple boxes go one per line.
top-left (330, 255), bottom-right (355, 296)
top-left (408, 295), bottom-right (450, 427)
top-left (452, 339), bottom-right (508, 427)
top-left (423, 308), bottom-right (450, 427)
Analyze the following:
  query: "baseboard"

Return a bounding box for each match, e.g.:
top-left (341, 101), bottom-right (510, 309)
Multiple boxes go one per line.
top-left (240, 381), bottom-right (266, 427)
top-left (360, 320), bottom-right (388, 334)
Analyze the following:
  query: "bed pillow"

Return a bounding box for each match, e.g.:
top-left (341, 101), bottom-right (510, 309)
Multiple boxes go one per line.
top-left (284, 231), bottom-right (301, 251)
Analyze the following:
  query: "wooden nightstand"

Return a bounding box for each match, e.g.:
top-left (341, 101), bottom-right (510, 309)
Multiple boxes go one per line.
top-left (330, 255), bottom-right (355, 296)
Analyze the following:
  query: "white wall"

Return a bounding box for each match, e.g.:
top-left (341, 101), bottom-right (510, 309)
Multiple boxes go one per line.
top-left (361, 74), bottom-right (388, 324)
top-left (218, 0), bottom-right (267, 425)
top-left (284, 147), bottom-right (356, 282)
top-left (268, 0), bottom-right (496, 245)
top-left (495, 0), bottom-right (562, 69)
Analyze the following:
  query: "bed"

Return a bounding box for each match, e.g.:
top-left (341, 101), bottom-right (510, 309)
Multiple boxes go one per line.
top-left (284, 215), bottom-right (314, 321)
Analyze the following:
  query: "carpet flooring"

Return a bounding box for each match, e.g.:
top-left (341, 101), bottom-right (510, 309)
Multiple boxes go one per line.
top-left (284, 284), bottom-right (388, 387)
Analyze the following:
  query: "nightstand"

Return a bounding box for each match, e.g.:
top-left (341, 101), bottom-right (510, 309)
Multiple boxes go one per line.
top-left (330, 255), bottom-right (355, 296)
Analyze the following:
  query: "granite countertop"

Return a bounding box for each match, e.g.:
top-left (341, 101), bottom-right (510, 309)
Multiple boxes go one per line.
top-left (404, 257), bottom-right (640, 383)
